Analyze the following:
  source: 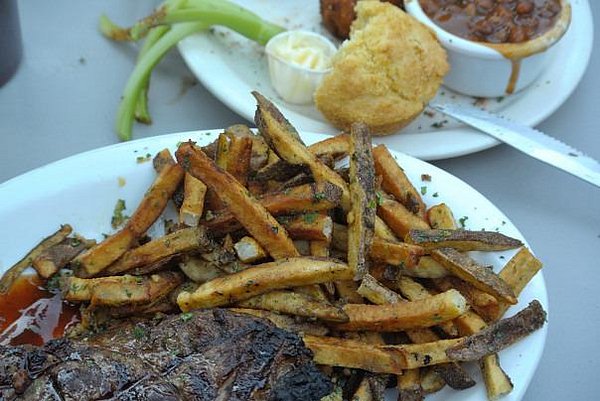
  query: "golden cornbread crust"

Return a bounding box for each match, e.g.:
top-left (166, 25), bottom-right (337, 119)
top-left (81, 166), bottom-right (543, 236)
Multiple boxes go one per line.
top-left (315, 1), bottom-right (449, 136)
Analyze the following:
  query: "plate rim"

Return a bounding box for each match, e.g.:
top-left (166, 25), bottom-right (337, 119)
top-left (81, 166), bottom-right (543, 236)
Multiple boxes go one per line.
top-left (177, 0), bottom-right (593, 161)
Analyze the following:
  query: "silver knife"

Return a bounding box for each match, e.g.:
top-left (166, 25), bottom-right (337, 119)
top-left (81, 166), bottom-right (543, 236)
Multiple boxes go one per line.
top-left (430, 102), bottom-right (600, 188)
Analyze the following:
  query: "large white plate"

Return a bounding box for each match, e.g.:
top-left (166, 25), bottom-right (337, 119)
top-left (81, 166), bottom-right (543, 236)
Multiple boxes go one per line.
top-left (178, 0), bottom-right (593, 160)
top-left (0, 131), bottom-right (547, 401)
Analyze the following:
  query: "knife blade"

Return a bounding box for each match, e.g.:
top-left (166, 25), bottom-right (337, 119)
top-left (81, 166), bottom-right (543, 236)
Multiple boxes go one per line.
top-left (430, 102), bottom-right (600, 188)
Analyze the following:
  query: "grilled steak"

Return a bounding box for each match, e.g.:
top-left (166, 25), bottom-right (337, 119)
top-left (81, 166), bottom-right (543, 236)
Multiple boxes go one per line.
top-left (0, 309), bottom-right (332, 400)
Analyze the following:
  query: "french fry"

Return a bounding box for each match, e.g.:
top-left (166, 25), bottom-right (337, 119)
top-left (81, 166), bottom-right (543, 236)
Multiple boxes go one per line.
top-left (224, 134), bottom-right (253, 186)
top-left (431, 248), bottom-right (517, 304)
top-left (308, 133), bottom-right (350, 159)
top-left (153, 149), bottom-right (185, 209)
top-left (335, 289), bottom-right (468, 331)
top-left (233, 236), bottom-right (268, 263)
top-left (176, 142), bottom-right (298, 259)
top-left (178, 255), bottom-right (226, 283)
top-left (480, 353), bottom-right (514, 400)
top-left (334, 280), bottom-right (364, 304)
top-left (433, 276), bottom-right (500, 322)
top-left (332, 223), bottom-right (423, 269)
top-left (177, 257), bottom-right (353, 311)
top-left (408, 256), bottom-right (449, 278)
top-left (398, 368), bottom-right (424, 401)
top-left (357, 274), bottom-right (404, 305)
top-left (77, 151), bottom-right (184, 276)
top-left (405, 229), bottom-right (523, 251)
top-left (419, 368), bottom-right (446, 394)
top-left (378, 199), bottom-right (430, 239)
top-left (179, 173), bottom-right (207, 227)
top-left (32, 236), bottom-right (95, 279)
top-left (496, 247), bottom-right (543, 319)
top-left (63, 271), bottom-right (183, 307)
top-left (224, 124), bottom-right (269, 171)
top-left (0, 224), bottom-right (73, 293)
top-left (426, 203), bottom-right (457, 229)
top-left (347, 122), bottom-right (376, 279)
top-left (237, 290), bottom-right (348, 322)
top-left (372, 144), bottom-right (427, 218)
top-left (446, 300), bottom-right (546, 362)
top-left (351, 375), bottom-right (386, 401)
top-left (304, 335), bottom-right (462, 373)
top-left (393, 276), bottom-right (458, 337)
top-left (281, 213), bottom-right (333, 242)
top-left (202, 182), bottom-right (342, 236)
top-left (229, 308), bottom-right (330, 336)
top-left (104, 227), bottom-right (212, 275)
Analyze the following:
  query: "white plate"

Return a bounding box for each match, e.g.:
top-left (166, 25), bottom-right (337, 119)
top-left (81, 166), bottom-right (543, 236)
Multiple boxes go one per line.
top-left (0, 130), bottom-right (547, 401)
top-left (178, 0), bottom-right (593, 160)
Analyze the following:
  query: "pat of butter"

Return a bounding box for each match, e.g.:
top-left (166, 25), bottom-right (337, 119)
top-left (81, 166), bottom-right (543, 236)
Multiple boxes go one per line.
top-left (265, 31), bottom-right (337, 105)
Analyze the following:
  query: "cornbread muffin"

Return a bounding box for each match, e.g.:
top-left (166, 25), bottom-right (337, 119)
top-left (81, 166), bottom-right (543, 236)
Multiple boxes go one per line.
top-left (315, 1), bottom-right (449, 135)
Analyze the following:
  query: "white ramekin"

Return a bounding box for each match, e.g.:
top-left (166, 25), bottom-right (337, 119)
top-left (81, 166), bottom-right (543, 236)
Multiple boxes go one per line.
top-left (404, 0), bottom-right (572, 98)
top-left (265, 30), bottom-right (337, 105)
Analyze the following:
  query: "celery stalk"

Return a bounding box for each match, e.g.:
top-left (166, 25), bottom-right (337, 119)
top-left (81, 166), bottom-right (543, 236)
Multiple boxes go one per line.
top-left (116, 22), bottom-right (207, 141)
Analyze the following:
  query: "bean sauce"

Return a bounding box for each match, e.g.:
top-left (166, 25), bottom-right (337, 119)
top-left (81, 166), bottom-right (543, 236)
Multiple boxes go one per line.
top-left (419, 0), bottom-right (562, 43)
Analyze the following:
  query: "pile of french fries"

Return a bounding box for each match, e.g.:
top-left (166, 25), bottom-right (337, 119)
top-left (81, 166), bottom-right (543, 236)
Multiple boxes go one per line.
top-left (0, 91), bottom-right (546, 401)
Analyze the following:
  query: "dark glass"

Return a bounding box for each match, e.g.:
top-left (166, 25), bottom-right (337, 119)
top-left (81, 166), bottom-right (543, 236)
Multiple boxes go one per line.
top-left (0, 0), bottom-right (23, 86)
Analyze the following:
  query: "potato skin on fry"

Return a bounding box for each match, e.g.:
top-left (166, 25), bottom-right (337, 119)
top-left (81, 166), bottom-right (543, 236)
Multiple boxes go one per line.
top-left (177, 257), bottom-right (353, 311)
top-left (405, 229), bottom-right (523, 251)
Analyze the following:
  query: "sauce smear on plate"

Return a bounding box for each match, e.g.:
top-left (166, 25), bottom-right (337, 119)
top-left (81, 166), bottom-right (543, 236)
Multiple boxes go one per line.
top-left (0, 274), bottom-right (79, 346)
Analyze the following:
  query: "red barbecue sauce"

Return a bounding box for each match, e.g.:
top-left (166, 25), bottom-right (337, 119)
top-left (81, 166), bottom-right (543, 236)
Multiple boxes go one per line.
top-left (0, 275), bottom-right (80, 346)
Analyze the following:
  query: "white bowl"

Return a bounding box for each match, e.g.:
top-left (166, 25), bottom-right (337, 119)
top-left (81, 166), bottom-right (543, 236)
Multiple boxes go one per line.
top-left (404, 0), bottom-right (572, 98)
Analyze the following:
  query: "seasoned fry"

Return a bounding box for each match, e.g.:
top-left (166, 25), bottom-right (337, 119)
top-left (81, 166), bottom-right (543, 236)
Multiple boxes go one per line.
top-left (426, 204), bottom-right (457, 229)
top-left (334, 280), bottom-right (364, 304)
top-left (433, 363), bottom-right (476, 390)
top-left (308, 133), bottom-right (350, 159)
top-left (153, 149), bottom-right (185, 209)
top-left (496, 247), bottom-right (543, 319)
top-left (335, 289), bottom-right (468, 331)
top-left (176, 142), bottom-right (298, 259)
top-left (408, 256), bottom-right (449, 278)
top-left (237, 290), bottom-right (348, 322)
top-left (229, 308), bottom-right (330, 336)
top-left (405, 229), bottom-right (523, 251)
top-left (63, 271), bottom-right (183, 306)
top-left (351, 375), bottom-right (386, 401)
top-left (224, 134), bottom-right (253, 186)
top-left (253, 92), bottom-right (352, 209)
top-left (77, 152), bottom-right (184, 276)
top-left (398, 368), bottom-right (424, 401)
top-left (32, 236), bottom-right (95, 278)
top-left (419, 368), bottom-right (446, 394)
top-left (373, 144), bottom-right (427, 218)
top-left (481, 353), bottom-right (514, 400)
top-left (347, 122), bottom-right (376, 279)
top-left (431, 248), bottom-right (517, 304)
top-left (179, 173), bottom-right (207, 227)
top-left (281, 213), bottom-right (333, 242)
top-left (332, 223), bottom-right (423, 268)
top-left (224, 124), bottom-right (270, 171)
top-left (357, 274), bottom-right (404, 305)
top-left (304, 335), bottom-right (462, 372)
top-left (378, 199), bottom-right (430, 239)
top-left (433, 276), bottom-right (500, 322)
top-left (178, 255), bottom-right (226, 283)
top-left (202, 182), bottom-right (342, 236)
top-left (177, 257), bottom-right (353, 311)
top-left (104, 227), bottom-right (212, 275)
top-left (446, 300), bottom-right (546, 361)
top-left (233, 236), bottom-right (268, 263)
top-left (0, 224), bottom-right (72, 293)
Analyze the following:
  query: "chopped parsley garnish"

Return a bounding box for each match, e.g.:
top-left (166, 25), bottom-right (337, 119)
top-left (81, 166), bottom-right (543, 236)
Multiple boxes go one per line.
top-left (180, 312), bottom-right (194, 322)
top-left (375, 191), bottom-right (384, 205)
top-left (432, 192), bottom-right (439, 198)
top-left (368, 199), bottom-right (377, 209)
top-left (313, 192), bottom-right (327, 202)
top-left (459, 216), bottom-right (469, 228)
top-left (133, 325), bottom-right (147, 340)
top-left (136, 153), bottom-right (152, 163)
top-left (420, 186), bottom-right (427, 195)
top-left (111, 199), bottom-right (129, 229)
top-left (303, 212), bottom-right (318, 224)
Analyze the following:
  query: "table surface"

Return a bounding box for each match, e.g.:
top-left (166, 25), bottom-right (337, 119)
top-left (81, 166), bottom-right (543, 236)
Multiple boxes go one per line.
top-left (1, 1), bottom-right (598, 400)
